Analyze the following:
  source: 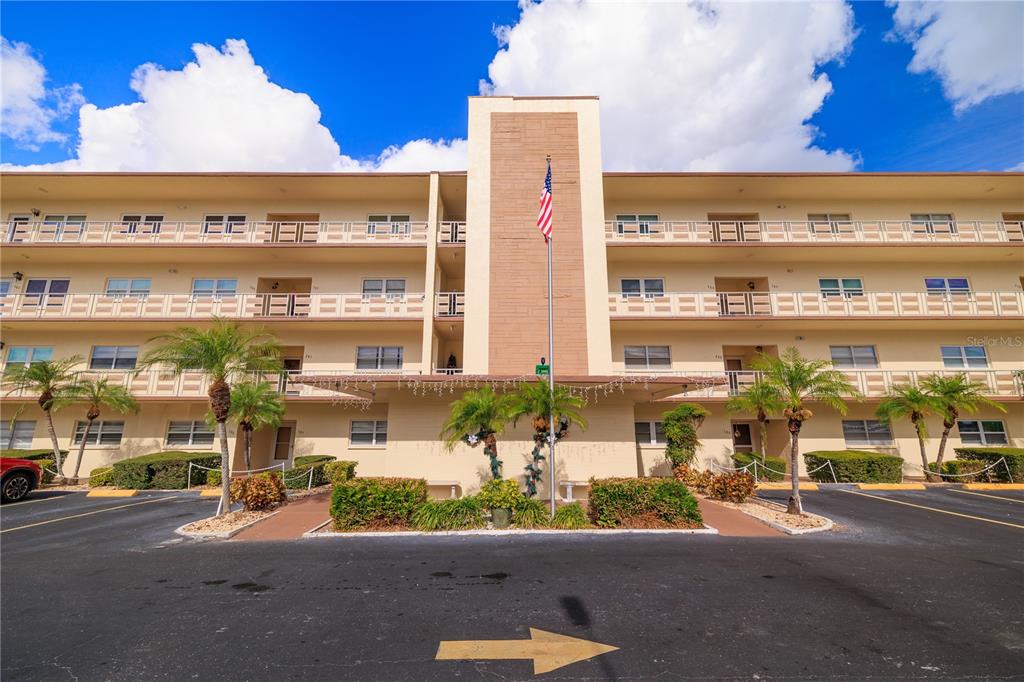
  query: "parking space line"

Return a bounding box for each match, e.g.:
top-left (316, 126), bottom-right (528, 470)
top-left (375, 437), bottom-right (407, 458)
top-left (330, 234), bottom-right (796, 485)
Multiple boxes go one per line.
top-left (0, 496), bottom-right (179, 534)
top-left (840, 489), bottom-right (1024, 530)
top-left (948, 489), bottom-right (1024, 505)
top-left (0, 494), bottom-right (72, 508)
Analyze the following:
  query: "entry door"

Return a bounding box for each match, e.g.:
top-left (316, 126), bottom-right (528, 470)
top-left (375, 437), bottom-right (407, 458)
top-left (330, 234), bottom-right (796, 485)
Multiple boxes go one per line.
top-left (725, 358), bottom-right (744, 392)
top-left (273, 425), bottom-right (295, 460)
top-left (732, 422), bottom-right (754, 453)
top-left (281, 358), bottom-right (302, 395)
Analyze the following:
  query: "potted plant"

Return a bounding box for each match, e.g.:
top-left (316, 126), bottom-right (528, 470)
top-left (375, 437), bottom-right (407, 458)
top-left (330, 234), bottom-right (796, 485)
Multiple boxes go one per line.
top-left (477, 479), bottom-right (523, 529)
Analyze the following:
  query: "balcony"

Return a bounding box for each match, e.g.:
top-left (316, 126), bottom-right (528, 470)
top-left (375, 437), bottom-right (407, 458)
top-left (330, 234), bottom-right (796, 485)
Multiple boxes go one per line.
top-left (434, 292), bottom-right (465, 317)
top-left (608, 291), bottom-right (1024, 319)
top-left (1, 292), bottom-right (426, 320)
top-left (620, 370), bottom-right (1023, 399)
top-left (438, 222), bottom-right (467, 244)
top-left (605, 220), bottom-right (1024, 244)
top-left (3, 220), bottom-right (429, 245)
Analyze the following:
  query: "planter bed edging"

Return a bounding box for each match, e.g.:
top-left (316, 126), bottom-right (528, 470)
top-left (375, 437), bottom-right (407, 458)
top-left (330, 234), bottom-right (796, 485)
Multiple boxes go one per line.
top-left (175, 510), bottom-right (281, 540)
top-left (303, 525), bottom-right (719, 538)
top-left (737, 498), bottom-right (834, 535)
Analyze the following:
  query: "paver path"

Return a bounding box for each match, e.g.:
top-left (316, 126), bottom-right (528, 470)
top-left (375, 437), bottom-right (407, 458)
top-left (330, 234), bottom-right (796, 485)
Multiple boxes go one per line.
top-left (697, 498), bottom-right (783, 537)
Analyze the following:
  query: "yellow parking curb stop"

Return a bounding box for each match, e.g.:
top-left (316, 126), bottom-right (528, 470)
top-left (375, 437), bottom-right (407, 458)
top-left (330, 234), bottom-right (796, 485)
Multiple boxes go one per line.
top-left (757, 482), bottom-right (819, 491)
top-left (199, 489), bottom-right (223, 497)
top-left (86, 489), bottom-right (139, 498)
top-left (963, 483), bottom-right (1024, 490)
top-left (857, 483), bottom-right (925, 490)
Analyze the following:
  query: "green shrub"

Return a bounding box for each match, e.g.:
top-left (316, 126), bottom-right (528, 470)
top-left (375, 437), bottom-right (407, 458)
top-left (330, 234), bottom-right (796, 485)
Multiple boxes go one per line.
top-left (803, 451), bottom-right (903, 483)
top-left (0, 448), bottom-right (68, 461)
top-left (110, 452), bottom-right (220, 489)
top-left (954, 447), bottom-right (1024, 482)
top-left (283, 455), bottom-right (336, 489)
top-left (927, 459), bottom-right (989, 482)
top-left (36, 459), bottom-right (55, 484)
top-left (324, 460), bottom-right (357, 485)
top-left (477, 479), bottom-right (524, 510)
top-left (207, 470), bottom-right (222, 487)
top-left (88, 466), bottom-right (114, 487)
top-left (551, 502), bottom-right (590, 529)
top-left (512, 497), bottom-right (549, 528)
top-left (230, 472), bottom-right (286, 511)
top-left (588, 477), bottom-right (703, 529)
top-left (411, 496), bottom-right (485, 531)
top-left (732, 453), bottom-right (787, 482)
top-left (330, 477), bottom-right (428, 530)
top-left (706, 471), bottom-right (757, 502)
top-left (662, 403), bottom-right (710, 467)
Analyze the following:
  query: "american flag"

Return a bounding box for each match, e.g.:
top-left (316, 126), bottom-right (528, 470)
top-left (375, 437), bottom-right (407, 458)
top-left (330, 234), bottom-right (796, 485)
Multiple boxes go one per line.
top-left (537, 159), bottom-right (553, 241)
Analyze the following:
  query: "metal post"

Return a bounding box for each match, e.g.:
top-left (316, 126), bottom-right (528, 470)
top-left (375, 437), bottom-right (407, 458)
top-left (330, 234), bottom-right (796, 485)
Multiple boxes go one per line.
top-left (547, 228), bottom-right (557, 518)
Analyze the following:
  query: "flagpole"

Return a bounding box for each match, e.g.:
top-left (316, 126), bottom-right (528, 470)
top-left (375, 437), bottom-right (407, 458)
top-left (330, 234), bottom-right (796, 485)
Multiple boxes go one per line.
top-left (546, 155), bottom-right (557, 518)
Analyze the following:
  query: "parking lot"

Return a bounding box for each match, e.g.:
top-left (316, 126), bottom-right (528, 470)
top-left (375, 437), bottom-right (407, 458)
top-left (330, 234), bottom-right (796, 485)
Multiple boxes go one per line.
top-left (2, 487), bottom-right (1022, 680)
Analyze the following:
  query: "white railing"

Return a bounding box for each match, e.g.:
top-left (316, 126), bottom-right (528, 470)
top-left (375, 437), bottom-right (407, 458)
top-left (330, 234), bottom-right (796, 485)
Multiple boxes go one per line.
top-left (434, 292), bottom-right (465, 317)
top-left (0, 292), bottom-right (427, 319)
top-left (432, 366), bottom-right (464, 375)
top-left (3, 221), bottom-right (429, 245)
top-left (438, 222), bottom-right (466, 244)
top-left (607, 291), bottom-right (1024, 318)
top-left (619, 369), bottom-right (1023, 399)
top-left (605, 220), bottom-right (1024, 244)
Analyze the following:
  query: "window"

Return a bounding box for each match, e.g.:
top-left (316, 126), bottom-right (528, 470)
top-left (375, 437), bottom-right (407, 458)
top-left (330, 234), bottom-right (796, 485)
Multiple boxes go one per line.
top-left (73, 420), bottom-right (124, 446)
top-left (624, 345), bottom-right (671, 370)
top-left (5, 346), bottom-right (53, 366)
top-left (367, 214), bottom-right (411, 235)
top-left (105, 278), bottom-right (151, 298)
top-left (89, 346), bottom-right (139, 370)
top-left (24, 278), bottom-right (70, 299)
top-left (842, 420), bottom-right (893, 446)
top-left (0, 278), bottom-right (12, 297)
top-left (620, 278), bottom-right (665, 298)
top-left (356, 346), bottom-right (404, 370)
top-left (819, 278), bottom-right (864, 298)
top-left (350, 420), bottom-right (387, 446)
top-left (940, 345), bottom-right (988, 369)
top-left (203, 214), bottom-right (246, 234)
top-left (362, 279), bottom-right (406, 297)
top-left (925, 277), bottom-right (971, 296)
top-left (191, 279), bottom-right (237, 297)
top-left (634, 421), bottom-right (666, 445)
top-left (120, 214), bottom-right (164, 234)
top-left (808, 213), bottom-right (852, 234)
top-left (1, 420), bottom-right (35, 449)
top-left (615, 214), bottom-right (659, 235)
top-left (957, 420), bottom-right (1008, 446)
top-left (166, 421), bottom-right (215, 447)
top-left (42, 214), bottom-right (86, 238)
top-left (829, 345), bottom-right (878, 369)
top-left (911, 213), bottom-right (955, 234)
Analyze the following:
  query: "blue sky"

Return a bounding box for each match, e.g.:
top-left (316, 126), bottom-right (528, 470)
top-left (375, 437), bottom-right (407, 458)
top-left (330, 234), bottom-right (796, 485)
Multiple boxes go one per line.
top-left (1, 1), bottom-right (1021, 172)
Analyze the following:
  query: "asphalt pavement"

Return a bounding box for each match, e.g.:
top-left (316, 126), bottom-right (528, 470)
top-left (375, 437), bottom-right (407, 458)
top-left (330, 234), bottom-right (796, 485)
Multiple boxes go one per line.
top-left (1, 487), bottom-right (1022, 680)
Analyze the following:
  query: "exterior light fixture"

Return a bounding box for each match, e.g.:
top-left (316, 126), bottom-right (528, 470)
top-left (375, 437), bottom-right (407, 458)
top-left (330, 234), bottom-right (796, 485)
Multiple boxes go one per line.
top-left (12, 271), bottom-right (24, 281)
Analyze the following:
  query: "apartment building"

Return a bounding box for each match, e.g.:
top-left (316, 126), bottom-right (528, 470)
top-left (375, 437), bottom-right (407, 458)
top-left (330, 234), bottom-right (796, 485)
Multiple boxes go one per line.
top-left (2, 96), bottom-right (1022, 496)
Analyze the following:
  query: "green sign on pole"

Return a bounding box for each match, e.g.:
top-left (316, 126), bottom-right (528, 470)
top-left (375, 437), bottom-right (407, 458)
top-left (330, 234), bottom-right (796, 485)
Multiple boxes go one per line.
top-left (535, 364), bottom-right (550, 376)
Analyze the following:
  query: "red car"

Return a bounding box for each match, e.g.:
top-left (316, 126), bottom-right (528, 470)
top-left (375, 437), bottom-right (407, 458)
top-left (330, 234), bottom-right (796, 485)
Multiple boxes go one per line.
top-left (1, 458), bottom-right (43, 503)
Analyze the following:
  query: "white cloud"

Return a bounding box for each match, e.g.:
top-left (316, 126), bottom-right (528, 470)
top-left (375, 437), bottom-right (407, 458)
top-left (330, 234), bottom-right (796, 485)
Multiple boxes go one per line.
top-left (888, 1), bottom-right (1024, 112)
top-left (481, 0), bottom-right (858, 171)
top-left (3, 39), bottom-right (466, 171)
top-left (1, 36), bottom-right (84, 150)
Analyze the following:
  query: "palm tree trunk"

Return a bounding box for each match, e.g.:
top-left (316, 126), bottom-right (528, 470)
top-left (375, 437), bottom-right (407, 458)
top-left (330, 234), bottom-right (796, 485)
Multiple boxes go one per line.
top-left (484, 433), bottom-right (501, 480)
top-left (913, 415), bottom-right (937, 482)
top-left (787, 419), bottom-right (802, 515)
top-left (243, 426), bottom-right (253, 472)
top-left (71, 418), bottom-right (94, 484)
top-left (216, 420), bottom-right (231, 515)
top-left (758, 416), bottom-right (769, 460)
top-left (43, 409), bottom-right (64, 481)
top-left (934, 412), bottom-right (955, 473)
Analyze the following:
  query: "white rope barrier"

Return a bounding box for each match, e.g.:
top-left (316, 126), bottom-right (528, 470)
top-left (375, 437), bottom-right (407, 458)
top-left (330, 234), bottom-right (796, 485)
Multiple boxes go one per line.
top-left (711, 457), bottom-right (839, 484)
top-left (925, 457), bottom-right (1012, 482)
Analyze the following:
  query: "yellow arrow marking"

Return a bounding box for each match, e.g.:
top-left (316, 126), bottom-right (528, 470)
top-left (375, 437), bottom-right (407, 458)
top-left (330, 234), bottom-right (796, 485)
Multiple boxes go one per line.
top-left (436, 628), bottom-right (618, 674)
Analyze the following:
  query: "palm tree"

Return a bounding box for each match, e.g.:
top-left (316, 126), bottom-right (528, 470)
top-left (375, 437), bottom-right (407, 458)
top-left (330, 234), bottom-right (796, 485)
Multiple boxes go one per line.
top-left (2, 357), bottom-right (85, 479)
top-left (220, 381), bottom-right (285, 472)
top-left (507, 380), bottom-right (587, 496)
top-left (875, 384), bottom-right (943, 482)
top-left (920, 373), bottom-right (1006, 475)
top-left (140, 320), bottom-right (282, 514)
top-left (62, 377), bottom-right (139, 484)
top-left (755, 347), bottom-right (860, 514)
top-left (440, 386), bottom-right (513, 480)
top-left (726, 379), bottom-right (785, 464)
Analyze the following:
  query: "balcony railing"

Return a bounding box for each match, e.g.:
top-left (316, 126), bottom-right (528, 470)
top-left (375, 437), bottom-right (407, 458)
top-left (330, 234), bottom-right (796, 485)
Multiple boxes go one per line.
top-left (434, 292), bottom-right (465, 317)
top-left (1, 292), bottom-right (426, 319)
top-left (605, 220), bottom-right (1024, 244)
top-left (3, 221), bottom-right (429, 245)
top-left (438, 222), bottom-right (467, 244)
top-left (619, 369), bottom-right (1023, 399)
top-left (608, 291), bottom-right (1024, 318)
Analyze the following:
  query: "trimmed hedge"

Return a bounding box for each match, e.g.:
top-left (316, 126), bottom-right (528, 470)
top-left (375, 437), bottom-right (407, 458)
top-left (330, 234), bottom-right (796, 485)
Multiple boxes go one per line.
top-left (324, 460), bottom-right (357, 485)
top-left (927, 459), bottom-right (989, 483)
top-left (804, 451), bottom-right (903, 483)
top-left (283, 455), bottom-right (336, 489)
top-left (208, 470), bottom-right (222, 487)
top-left (1, 448), bottom-right (68, 461)
top-left (954, 447), bottom-right (1023, 483)
top-left (587, 477), bottom-right (703, 529)
top-left (110, 452), bottom-right (220, 489)
top-left (88, 466), bottom-right (114, 487)
top-left (330, 477), bottom-right (428, 530)
top-left (732, 453), bottom-right (787, 482)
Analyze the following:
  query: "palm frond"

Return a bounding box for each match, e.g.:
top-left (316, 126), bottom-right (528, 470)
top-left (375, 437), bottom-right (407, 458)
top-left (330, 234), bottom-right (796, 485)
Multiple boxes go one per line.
top-left (752, 347), bottom-right (859, 414)
top-left (440, 386), bottom-right (513, 450)
top-left (1, 356), bottom-right (86, 410)
top-left (140, 318), bottom-right (282, 383)
top-left (506, 380), bottom-right (587, 431)
top-left (920, 373), bottom-right (1007, 416)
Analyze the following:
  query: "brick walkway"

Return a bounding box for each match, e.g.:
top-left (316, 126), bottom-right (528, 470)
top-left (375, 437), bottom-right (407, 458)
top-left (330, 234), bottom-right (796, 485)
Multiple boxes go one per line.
top-left (697, 498), bottom-right (783, 537)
